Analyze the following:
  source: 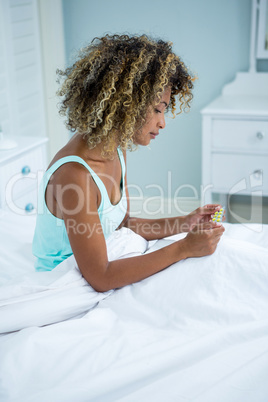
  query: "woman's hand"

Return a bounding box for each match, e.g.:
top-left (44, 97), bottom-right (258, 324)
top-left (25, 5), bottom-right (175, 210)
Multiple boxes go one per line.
top-left (182, 204), bottom-right (225, 232)
top-left (179, 221), bottom-right (225, 259)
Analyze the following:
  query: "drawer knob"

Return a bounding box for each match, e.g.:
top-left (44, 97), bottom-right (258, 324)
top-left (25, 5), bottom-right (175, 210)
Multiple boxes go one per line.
top-left (25, 203), bottom-right (34, 212)
top-left (253, 169), bottom-right (262, 179)
top-left (256, 132), bottom-right (264, 140)
top-left (21, 165), bottom-right (31, 175)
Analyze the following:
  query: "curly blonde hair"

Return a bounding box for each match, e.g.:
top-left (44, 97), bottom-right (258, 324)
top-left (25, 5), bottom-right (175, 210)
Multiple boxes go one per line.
top-left (57, 34), bottom-right (195, 157)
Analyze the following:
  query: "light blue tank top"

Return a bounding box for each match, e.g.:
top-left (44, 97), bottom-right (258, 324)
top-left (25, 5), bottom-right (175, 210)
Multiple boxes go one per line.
top-left (32, 148), bottom-right (127, 272)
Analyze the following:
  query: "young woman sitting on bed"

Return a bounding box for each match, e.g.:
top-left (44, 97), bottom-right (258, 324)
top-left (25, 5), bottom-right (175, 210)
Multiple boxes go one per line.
top-left (32, 34), bottom-right (225, 292)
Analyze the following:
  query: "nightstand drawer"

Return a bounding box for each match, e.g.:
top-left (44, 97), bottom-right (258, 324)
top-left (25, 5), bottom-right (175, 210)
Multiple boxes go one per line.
top-left (212, 119), bottom-right (268, 152)
top-left (212, 154), bottom-right (268, 194)
top-left (0, 146), bottom-right (45, 202)
top-left (6, 189), bottom-right (37, 215)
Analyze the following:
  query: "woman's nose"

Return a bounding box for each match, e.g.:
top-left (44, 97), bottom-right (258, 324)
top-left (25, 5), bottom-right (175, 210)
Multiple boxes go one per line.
top-left (158, 114), bottom-right (166, 129)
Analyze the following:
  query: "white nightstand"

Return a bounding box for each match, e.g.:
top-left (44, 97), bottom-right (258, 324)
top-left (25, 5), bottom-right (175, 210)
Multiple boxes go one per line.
top-left (201, 72), bottom-right (268, 220)
top-left (0, 136), bottom-right (48, 215)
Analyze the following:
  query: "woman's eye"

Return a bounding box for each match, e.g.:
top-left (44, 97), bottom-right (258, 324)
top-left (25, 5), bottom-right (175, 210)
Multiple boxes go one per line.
top-left (154, 108), bottom-right (161, 114)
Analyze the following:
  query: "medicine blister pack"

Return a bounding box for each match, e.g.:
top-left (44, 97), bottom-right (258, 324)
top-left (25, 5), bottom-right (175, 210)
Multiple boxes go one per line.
top-left (212, 207), bottom-right (225, 222)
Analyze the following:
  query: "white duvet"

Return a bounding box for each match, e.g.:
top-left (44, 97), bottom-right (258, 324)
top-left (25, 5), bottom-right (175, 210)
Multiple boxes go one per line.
top-left (0, 211), bottom-right (268, 402)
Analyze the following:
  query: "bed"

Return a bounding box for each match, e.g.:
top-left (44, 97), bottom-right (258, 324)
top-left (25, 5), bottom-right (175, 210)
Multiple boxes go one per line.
top-left (0, 209), bottom-right (268, 402)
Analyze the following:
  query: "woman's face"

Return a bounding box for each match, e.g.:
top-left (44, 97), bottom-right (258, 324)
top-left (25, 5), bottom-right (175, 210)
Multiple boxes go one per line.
top-left (134, 87), bottom-right (171, 146)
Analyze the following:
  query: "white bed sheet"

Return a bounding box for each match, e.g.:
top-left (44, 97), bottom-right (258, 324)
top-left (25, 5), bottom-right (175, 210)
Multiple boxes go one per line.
top-left (0, 211), bottom-right (268, 402)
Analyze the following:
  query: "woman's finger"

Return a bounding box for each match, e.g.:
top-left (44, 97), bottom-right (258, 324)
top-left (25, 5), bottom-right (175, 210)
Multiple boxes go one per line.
top-left (191, 221), bottom-right (222, 232)
top-left (199, 204), bottom-right (222, 215)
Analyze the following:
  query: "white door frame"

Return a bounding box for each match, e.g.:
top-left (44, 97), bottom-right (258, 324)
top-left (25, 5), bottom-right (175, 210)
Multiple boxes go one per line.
top-left (38, 0), bottom-right (69, 159)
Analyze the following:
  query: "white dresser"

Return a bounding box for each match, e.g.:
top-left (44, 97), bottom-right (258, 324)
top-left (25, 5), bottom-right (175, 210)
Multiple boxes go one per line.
top-left (0, 136), bottom-right (48, 215)
top-left (201, 72), bottom-right (268, 219)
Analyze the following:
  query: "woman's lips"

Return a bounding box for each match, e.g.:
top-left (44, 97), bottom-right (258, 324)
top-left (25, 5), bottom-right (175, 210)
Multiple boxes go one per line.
top-left (150, 132), bottom-right (159, 139)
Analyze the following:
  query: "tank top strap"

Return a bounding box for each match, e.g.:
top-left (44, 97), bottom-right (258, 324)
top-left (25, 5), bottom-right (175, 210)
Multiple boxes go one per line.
top-left (41, 155), bottom-right (107, 196)
top-left (117, 147), bottom-right (125, 186)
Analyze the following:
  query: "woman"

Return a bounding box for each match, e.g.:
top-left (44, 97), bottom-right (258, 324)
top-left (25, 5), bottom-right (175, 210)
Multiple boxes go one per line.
top-left (32, 34), bottom-right (224, 291)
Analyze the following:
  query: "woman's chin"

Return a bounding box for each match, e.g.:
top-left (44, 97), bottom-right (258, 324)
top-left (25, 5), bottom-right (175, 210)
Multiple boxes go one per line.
top-left (133, 137), bottom-right (151, 147)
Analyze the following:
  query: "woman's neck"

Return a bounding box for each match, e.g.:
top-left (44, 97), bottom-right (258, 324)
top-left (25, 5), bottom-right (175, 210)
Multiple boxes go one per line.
top-left (69, 133), bottom-right (118, 162)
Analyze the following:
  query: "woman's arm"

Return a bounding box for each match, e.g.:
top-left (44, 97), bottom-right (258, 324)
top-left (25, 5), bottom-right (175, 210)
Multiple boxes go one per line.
top-left (100, 221), bottom-right (223, 292)
top-left (122, 215), bottom-right (186, 240)
top-left (53, 163), bottom-right (224, 293)
top-left (122, 206), bottom-right (223, 240)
